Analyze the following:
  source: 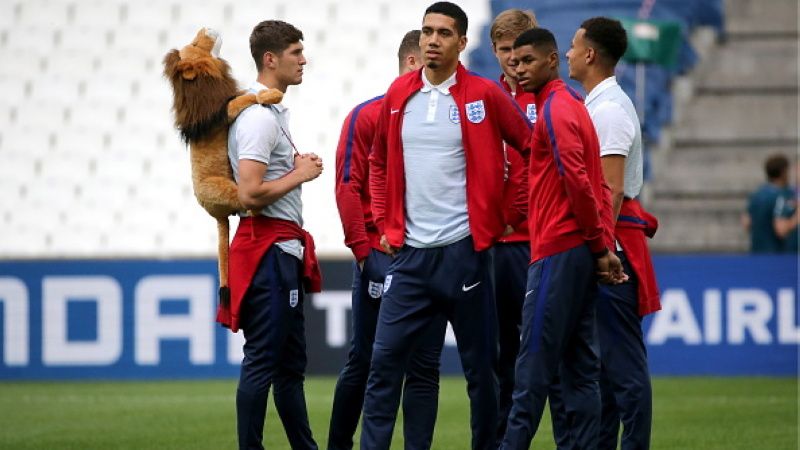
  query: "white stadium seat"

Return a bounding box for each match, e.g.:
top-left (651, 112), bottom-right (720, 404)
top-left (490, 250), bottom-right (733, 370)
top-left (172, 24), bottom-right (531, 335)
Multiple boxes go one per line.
top-left (71, 0), bottom-right (124, 28)
top-left (17, 0), bottom-right (71, 28)
top-left (3, 26), bottom-right (58, 55)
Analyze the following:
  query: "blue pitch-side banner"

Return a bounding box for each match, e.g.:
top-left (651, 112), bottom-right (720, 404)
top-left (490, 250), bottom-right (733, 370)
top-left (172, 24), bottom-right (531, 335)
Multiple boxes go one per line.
top-left (0, 255), bottom-right (797, 379)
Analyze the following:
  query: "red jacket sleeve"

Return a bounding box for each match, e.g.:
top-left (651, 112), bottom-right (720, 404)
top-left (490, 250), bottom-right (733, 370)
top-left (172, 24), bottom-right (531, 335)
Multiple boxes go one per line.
top-left (334, 103), bottom-right (375, 261)
top-left (493, 86), bottom-right (532, 230)
top-left (543, 97), bottom-right (606, 253)
top-left (368, 96), bottom-right (391, 235)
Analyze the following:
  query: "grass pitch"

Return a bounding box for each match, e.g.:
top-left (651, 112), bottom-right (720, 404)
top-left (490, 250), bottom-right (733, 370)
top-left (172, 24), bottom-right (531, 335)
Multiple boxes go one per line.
top-left (0, 377), bottom-right (796, 449)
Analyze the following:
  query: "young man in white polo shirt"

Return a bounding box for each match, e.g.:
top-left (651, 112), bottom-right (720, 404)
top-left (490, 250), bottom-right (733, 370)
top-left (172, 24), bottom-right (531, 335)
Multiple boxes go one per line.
top-left (567, 17), bottom-right (661, 450)
top-left (224, 20), bottom-right (324, 450)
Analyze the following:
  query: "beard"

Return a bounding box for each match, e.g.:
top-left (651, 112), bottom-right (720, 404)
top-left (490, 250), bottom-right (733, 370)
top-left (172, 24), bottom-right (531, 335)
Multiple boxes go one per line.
top-left (425, 60), bottom-right (439, 69)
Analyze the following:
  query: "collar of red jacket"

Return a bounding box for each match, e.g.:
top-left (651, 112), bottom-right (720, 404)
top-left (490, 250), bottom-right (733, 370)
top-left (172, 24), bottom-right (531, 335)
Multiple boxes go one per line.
top-left (535, 78), bottom-right (566, 102)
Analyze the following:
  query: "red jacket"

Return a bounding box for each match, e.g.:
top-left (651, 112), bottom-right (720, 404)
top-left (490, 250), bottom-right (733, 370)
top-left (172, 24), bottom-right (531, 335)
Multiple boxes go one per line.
top-left (498, 75), bottom-right (537, 244)
top-left (334, 95), bottom-right (385, 261)
top-left (616, 198), bottom-right (662, 316)
top-left (370, 64), bottom-right (532, 251)
top-left (218, 216), bottom-right (322, 332)
top-left (528, 79), bottom-right (613, 261)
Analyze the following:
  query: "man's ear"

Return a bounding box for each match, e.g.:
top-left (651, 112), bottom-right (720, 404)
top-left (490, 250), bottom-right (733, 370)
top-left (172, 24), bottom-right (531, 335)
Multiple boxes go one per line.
top-left (262, 51), bottom-right (275, 69)
top-left (458, 35), bottom-right (468, 52)
top-left (549, 50), bottom-right (560, 69)
top-left (586, 47), bottom-right (597, 66)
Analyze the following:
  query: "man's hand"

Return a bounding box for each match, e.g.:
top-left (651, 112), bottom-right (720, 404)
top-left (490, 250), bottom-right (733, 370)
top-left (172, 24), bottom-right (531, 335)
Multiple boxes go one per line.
top-left (380, 234), bottom-right (400, 256)
top-left (502, 225), bottom-right (515, 237)
top-left (294, 153), bottom-right (323, 182)
top-left (596, 251), bottom-right (628, 284)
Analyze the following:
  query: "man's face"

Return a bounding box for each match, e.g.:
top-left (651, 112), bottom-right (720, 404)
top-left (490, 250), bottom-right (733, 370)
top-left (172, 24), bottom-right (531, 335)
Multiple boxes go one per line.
top-left (274, 41), bottom-right (306, 86)
top-left (420, 13), bottom-right (466, 70)
top-left (513, 43), bottom-right (556, 92)
top-left (493, 37), bottom-right (517, 82)
top-left (566, 28), bottom-right (590, 81)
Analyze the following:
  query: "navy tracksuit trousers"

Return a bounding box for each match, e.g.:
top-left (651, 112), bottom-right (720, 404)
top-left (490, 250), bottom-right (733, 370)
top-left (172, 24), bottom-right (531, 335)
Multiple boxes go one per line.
top-left (501, 244), bottom-right (601, 450)
top-left (492, 242), bottom-right (571, 449)
top-left (237, 246), bottom-right (318, 450)
top-left (361, 236), bottom-right (499, 450)
top-left (596, 252), bottom-right (652, 450)
top-left (328, 249), bottom-right (445, 450)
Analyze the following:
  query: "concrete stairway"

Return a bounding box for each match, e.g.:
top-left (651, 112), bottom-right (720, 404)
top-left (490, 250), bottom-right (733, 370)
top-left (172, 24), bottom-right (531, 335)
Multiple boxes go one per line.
top-left (647, 0), bottom-right (798, 252)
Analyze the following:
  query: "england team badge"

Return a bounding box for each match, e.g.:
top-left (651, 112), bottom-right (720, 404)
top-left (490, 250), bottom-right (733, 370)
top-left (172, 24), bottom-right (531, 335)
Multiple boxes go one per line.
top-left (289, 289), bottom-right (299, 307)
top-left (526, 103), bottom-right (537, 124)
top-left (449, 105), bottom-right (460, 124)
top-left (383, 275), bottom-right (393, 293)
top-left (367, 281), bottom-right (384, 299)
top-left (466, 100), bottom-right (485, 123)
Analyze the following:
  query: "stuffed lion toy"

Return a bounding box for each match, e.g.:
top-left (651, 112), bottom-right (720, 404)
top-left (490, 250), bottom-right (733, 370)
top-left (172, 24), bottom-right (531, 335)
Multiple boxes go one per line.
top-left (163, 27), bottom-right (282, 306)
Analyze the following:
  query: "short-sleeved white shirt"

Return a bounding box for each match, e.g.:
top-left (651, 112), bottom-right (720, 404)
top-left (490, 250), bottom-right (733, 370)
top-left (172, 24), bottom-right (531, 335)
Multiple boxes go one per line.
top-left (585, 76), bottom-right (643, 199)
top-left (228, 81), bottom-right (303, 259)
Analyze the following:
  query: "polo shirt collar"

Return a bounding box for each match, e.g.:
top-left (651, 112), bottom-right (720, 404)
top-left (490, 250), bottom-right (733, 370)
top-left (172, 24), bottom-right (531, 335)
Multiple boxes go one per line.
top-left (585, 76), bottom-right (618, 106)
top-left (420, 69), bottom-right (457, 95)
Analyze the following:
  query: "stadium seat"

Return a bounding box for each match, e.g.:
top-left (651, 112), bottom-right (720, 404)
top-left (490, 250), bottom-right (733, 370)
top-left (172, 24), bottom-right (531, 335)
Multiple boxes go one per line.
top-left (11, 103), bottom-right (69, 131)
top-left (71, 0), bottom-right (124, 28)
top-left (3, 26), bottom-right (58, 55)
top-left (17, 0), bottom-right (71, 28)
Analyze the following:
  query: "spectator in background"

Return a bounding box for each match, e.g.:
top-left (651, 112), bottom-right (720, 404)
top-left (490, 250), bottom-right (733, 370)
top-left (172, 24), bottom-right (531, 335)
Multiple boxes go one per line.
top-left (744, 154), bottom-right (797, 253)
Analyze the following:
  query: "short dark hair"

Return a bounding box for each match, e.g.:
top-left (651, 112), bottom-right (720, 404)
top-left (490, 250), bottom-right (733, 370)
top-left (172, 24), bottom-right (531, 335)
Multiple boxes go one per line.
top-left (580, 17), bottom-right (628, 66)
top-left (513, 27), bottom-right (558, 53)
top-left (250, 20), bottom-right (303, 71)
top-left (424, 2), bottom-right (468, 36)
top-left (398, 30), bottom-right (422, 64)
top-left (765, 154), bottom-right (790, 180)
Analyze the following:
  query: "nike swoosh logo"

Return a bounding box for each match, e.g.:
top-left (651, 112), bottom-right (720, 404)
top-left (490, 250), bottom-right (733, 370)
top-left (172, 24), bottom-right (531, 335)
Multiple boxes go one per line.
top-left (462, 281), bottom-right (481, 292)
top-left (390, 109), bottom-right (400, 114)
top-left (525, 289), bottom-right (535, 297)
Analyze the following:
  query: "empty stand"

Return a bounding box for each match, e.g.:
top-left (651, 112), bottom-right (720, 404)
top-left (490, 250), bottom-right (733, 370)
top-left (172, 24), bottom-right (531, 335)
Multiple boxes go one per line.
top-left (649, 0), bottom-right (799, 252)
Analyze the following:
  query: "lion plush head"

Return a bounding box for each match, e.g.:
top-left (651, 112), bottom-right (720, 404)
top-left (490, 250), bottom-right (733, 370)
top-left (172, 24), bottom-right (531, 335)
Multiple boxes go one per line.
top-left (164, 28), bottom-right (238, 144)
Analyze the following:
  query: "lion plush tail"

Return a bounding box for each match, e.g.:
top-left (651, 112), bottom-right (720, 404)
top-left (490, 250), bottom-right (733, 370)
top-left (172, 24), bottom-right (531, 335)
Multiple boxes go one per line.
top-left (217, 218), bottom-right (231, 308)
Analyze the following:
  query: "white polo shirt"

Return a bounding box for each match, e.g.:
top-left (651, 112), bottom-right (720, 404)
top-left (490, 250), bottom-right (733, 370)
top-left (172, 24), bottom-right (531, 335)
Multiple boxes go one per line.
top-left (228, 81), bottom-right (303, 259)
top-left (400, 70), bottom-right (471, 248)
top-left (585, 76), bottom-right (643, 199)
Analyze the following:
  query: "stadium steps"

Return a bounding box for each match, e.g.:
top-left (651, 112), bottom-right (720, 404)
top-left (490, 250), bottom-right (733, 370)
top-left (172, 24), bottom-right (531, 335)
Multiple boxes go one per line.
top-left (649, 0), bottom-right (798, 253)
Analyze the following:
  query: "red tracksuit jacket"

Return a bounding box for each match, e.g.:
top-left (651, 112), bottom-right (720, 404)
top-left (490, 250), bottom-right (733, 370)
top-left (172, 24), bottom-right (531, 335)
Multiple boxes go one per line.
top-left (617, 198), bottom-right (662, 316)
top-left (498, 75), bottom-right (537, 244)
top-left (528, 78), bottom-right (614, 261)
top-left (370, 64), bottom-right (532, 251)
top-left (334, 95), bottom-right (385, 262)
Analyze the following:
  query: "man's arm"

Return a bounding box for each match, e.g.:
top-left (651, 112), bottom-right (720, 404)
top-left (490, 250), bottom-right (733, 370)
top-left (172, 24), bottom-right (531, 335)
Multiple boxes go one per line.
top-left (544, 99), bottom-right (606, 254)
top-left (601, 155), bottom-right (625, 223)
top-left (369, 97), bottom-right (398, 254)
top-left (593, 101), bottom-right (635, 224)
top-left (773, 195), bottom-right (799, 238)
top-left (233, 107), bottom-right (322, 211)
top-left (238, 155), bottom-right (322, 210)
top-left (335, 102), bottom-right (376, 262)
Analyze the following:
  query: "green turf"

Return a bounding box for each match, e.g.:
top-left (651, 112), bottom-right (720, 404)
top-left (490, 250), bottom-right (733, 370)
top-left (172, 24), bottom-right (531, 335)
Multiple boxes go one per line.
top-left (0, 377), bottom-right (796, 449)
